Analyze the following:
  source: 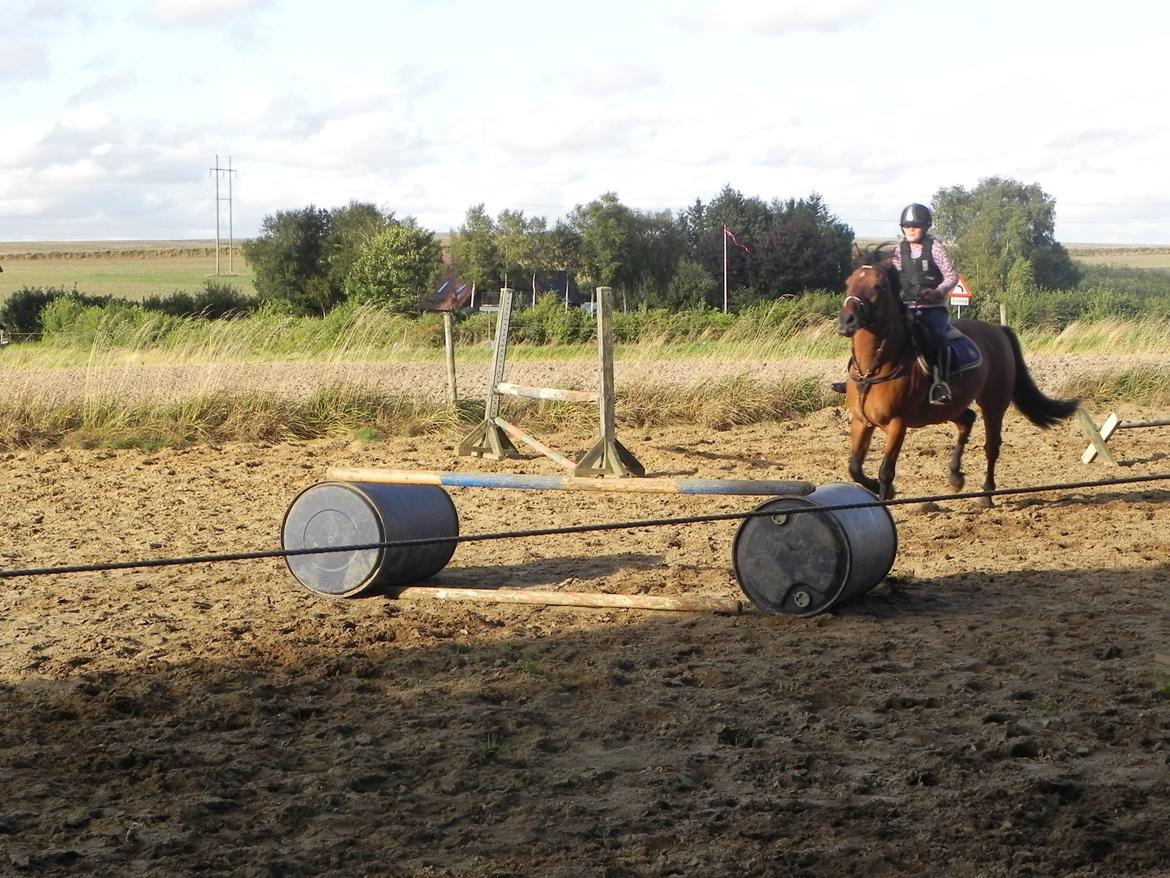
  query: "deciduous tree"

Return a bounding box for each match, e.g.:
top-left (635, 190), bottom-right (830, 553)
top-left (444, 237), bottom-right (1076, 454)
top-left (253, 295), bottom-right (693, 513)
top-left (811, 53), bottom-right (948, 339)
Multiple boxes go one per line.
top-left (325, 201), bottom-right (395, 300)
top-left (346, 224), bottom-right (442, 312)
top-left (449, 204), bottom-right (501, 293)
top-left (244, 206), bottom-right (331, 313)
top-left (932, 177), bottom-right (1080, 293)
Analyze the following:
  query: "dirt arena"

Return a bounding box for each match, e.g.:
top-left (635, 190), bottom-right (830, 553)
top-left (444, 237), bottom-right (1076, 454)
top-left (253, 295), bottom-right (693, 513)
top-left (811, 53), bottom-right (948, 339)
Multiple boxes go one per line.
top-left (2, 397), bottom-right (1169, 876)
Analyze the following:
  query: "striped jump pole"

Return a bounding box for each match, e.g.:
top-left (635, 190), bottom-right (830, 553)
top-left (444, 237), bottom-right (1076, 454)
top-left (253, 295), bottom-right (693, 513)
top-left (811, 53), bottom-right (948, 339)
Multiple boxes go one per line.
top-left (324, 467), bottom-right (815, 496)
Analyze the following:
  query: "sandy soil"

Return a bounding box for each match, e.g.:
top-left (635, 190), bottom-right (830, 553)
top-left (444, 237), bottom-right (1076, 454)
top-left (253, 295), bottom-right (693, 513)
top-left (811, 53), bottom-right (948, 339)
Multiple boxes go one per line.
top-left (2, 398), bottom-right (1170, 876)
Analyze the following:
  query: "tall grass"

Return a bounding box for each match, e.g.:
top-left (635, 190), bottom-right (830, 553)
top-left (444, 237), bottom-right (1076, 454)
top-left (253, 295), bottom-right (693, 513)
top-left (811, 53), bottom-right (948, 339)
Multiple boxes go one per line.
top-left (0, 376), bottom-right (836, 450)
top-left (9, 290), bottom-right (1170, 372)
top-left (0, 384), bottom-right (466, 449)
top-left (4, 290), bottom-right (1170, 450)
top-left (1016, 318), bottom-right (1170, 354)
top-left (1059, 365), bottom-right (1170, 408)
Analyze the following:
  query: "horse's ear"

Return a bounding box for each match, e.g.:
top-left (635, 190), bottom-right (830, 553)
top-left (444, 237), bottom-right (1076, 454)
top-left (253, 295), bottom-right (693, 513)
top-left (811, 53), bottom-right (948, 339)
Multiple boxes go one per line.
top-left (853, 240), bottom-right (898, 268)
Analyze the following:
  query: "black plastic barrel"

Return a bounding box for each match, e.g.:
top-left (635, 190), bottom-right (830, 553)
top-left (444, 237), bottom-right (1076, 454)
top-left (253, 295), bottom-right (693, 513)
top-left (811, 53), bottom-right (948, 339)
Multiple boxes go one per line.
top-left (282, 482), bottom-right (459, 598)
top-left (732, 482), bottom-right (897, 616)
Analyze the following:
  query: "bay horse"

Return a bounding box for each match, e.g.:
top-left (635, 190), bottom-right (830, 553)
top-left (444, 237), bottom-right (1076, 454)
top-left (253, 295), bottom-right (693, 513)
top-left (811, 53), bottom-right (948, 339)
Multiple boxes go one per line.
top-left (837, 257), bottom-right (1078, 505)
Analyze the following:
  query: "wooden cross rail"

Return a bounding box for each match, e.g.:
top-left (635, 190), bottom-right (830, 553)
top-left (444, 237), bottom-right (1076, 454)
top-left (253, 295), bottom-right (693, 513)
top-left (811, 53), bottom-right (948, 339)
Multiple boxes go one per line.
top-left (1078, 410), bottom-right (1170, 464)
top-left (458, 287), bottom-right (644, 477)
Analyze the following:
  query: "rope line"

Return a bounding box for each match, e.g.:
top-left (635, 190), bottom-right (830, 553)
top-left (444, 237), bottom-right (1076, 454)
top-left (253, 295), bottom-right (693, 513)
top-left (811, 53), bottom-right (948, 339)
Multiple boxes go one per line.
top-left (2, 471), bottom-right (1168, 581)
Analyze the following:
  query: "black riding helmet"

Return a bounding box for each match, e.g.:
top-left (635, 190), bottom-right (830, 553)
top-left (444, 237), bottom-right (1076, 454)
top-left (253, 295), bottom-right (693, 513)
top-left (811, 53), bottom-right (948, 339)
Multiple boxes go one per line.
top-left (899, 203), bottom-right (932, 229)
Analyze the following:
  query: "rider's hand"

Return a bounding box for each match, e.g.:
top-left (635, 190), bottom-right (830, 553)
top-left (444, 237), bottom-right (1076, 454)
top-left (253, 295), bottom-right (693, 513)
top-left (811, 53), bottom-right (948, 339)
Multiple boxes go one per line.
top-left (918, 288), bottom-right (944, 305)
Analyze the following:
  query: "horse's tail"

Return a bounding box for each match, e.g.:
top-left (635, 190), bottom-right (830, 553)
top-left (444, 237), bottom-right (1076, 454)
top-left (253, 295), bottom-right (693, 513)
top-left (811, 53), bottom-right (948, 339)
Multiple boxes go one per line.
top-left (1004, 326), bottom-right (1079, 427)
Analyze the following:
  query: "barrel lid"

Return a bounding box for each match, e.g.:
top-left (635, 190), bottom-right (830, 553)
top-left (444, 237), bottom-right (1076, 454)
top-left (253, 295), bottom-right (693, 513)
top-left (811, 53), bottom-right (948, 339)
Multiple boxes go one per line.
top-left (282, 482), bottom-right (384, 597)
top-left (732, 496), bottom-right (851, 616)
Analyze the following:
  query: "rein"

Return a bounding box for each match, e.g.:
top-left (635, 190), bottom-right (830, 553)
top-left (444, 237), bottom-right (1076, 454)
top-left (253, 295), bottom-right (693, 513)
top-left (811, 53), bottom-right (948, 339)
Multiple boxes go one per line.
top-left (843, 271), bottom-right (912, 392)
top-left (848, 353), bottom-right (907, 387)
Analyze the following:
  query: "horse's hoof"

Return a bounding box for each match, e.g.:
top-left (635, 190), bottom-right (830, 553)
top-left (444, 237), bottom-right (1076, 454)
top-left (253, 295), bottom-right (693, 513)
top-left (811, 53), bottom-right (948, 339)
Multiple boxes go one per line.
top-left (948, 473), bottom-right (965, 492)
top-left (978, 495), bottom-right (995, 509)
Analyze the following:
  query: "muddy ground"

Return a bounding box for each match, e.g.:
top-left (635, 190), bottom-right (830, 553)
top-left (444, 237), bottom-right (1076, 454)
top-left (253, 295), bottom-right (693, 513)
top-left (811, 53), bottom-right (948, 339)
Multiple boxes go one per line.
top-left (2, 399), bottom-right (1169, 877)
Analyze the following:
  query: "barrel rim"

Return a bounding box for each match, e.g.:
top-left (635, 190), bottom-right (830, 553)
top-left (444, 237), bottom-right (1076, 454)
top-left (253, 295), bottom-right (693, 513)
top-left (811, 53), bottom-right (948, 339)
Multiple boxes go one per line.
top-left (732, 494), bottom-right (853, 617)
top-left (281, 480), bottom-right (387, 598)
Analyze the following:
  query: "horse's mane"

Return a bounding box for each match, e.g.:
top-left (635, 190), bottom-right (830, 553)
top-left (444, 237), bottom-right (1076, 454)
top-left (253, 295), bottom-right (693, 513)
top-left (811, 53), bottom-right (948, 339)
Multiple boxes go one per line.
top-left (852, 241), bottom-right (901, 298)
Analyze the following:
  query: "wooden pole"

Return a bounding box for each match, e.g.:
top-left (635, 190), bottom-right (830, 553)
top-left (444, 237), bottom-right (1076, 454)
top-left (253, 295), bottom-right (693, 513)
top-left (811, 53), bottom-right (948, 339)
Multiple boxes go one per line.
top-left (390, 586), bottom-right (745, 613)
top-left (573, 288), bottom-right (645, 477)
top-left (443, 311), bottom-right (457, 405)
top-left (486, 289), bottom-right (513, 423)
top-left (597, 285), bottom-right (617, 450)
top-left (1120, 418), bottom-right (1170, 429)
top-left (495, 383), bottom-right (599, 403)
top-left (492, 418), bottom-right (578, 470)
top-left (457, 289), bottom-right (520, 459)
top-left (324, 467), bottom-right (816, 496)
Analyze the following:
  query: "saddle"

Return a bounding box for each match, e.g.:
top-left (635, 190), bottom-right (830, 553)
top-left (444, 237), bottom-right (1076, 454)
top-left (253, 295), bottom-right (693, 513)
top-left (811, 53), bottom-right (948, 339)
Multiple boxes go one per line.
top-left (910, 322), bottom-right (983, 380)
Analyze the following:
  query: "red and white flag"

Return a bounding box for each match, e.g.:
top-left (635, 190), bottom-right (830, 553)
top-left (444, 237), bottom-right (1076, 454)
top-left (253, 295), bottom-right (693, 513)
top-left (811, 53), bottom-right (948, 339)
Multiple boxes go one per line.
top-left (723, 225), bottom-right (751, 254)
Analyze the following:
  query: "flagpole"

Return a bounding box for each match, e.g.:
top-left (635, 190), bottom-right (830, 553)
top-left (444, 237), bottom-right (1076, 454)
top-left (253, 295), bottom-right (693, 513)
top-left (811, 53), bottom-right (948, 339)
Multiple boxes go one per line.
top-left (722, 226), bottom-right (728, 314)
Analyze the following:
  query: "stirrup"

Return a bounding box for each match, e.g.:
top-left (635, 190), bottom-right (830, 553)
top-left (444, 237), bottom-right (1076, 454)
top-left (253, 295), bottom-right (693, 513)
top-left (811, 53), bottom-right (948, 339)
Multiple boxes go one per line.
top-left (929, 380), bottom-right (952, 405)
top-left (830, 381), bottom-right (847, 393)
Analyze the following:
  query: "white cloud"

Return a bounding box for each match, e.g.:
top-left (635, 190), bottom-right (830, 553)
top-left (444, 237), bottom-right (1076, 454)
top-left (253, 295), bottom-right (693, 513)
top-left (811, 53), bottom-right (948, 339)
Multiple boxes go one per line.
top-left (568, 63), bottom-right (662, 97)
top-left (289, 107), bottom-right (430, 172)
top-left (3, 0), bottom-right (1169, 243)
top-left (0, 43), bottom-right (50, 82)
top-left (147, 0), bottom-right (270, 28)
top-left (68, 71), bottom-right (140, 105)
top-left (679, 0), bottom-right (898, 34)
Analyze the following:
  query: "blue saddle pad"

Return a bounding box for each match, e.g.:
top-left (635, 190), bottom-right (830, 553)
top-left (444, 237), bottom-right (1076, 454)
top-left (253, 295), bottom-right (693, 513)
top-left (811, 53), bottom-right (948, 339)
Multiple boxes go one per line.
top-left (945, 332), bottom-right (983, 373)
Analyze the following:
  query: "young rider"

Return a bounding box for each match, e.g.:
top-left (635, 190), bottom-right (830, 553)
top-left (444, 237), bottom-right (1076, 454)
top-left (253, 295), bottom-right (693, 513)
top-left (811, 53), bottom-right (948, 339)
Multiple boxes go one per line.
top-left (894, 203), bottom-right (959, 405)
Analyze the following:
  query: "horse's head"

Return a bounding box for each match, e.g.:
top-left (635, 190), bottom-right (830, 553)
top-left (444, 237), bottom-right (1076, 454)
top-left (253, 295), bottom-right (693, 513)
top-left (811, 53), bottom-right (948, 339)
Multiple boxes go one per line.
top-left (838, 256), bottom-right (901, 338)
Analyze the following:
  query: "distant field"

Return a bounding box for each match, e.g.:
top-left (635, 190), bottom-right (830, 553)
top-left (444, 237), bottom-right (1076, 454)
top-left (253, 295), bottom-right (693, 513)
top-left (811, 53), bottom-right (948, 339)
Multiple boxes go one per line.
top-left (1064, 245), bottom-right (1170, 269)
top-left (856, 238), bottom-right (1170, 270)
top-left (0, 240), bottom-right (255, 302)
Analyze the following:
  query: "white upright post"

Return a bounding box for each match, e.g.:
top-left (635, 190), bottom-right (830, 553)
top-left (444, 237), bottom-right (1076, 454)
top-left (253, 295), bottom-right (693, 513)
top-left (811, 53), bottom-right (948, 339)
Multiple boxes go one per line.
top-left (722, 228), bottom-right (728, 314)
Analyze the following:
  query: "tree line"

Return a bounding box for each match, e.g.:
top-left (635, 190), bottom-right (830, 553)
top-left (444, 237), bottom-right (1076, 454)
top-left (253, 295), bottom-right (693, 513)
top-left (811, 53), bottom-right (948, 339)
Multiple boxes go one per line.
top-left (242, 178), bottom-right (1084, 316)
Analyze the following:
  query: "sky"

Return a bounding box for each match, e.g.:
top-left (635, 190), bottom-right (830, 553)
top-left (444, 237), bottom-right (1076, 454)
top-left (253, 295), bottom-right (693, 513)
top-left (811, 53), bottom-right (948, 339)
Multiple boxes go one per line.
top-left (3, 0), bottom-right (1169, 245)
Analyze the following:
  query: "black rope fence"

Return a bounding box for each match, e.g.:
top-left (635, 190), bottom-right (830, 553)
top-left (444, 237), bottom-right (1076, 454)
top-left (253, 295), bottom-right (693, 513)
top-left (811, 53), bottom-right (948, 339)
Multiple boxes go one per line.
top-left (2, 471), bottom-right (1168, 581)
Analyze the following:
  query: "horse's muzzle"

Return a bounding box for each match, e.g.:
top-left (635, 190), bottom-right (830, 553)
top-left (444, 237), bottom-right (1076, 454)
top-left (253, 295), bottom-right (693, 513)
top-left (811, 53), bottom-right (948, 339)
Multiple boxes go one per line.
top-left (838, 312), bottom-right (859, 337)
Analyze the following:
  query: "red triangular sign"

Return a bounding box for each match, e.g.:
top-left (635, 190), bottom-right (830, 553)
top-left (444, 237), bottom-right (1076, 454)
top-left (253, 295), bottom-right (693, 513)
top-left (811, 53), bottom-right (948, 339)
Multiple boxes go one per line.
top-left (950, 275), bottom-right (971, 305)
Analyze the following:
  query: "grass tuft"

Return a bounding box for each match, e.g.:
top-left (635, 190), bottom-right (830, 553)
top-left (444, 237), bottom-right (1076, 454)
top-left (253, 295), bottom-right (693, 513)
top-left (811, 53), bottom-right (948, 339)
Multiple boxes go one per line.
top-left (1057, 366), bottom-right (1170, 407)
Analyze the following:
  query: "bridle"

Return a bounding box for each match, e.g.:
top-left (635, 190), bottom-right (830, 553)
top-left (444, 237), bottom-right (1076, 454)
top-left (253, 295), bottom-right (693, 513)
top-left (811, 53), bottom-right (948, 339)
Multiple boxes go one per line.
top-left (842, 294), bottom-right (875, 329)
top-left (843, 265), bottom-right (909, 390)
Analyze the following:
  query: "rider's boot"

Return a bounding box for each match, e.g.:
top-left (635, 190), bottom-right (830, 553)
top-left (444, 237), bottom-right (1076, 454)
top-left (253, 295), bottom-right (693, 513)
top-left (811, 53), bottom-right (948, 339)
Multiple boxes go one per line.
top-left (929, 366), bottom-right (952, 405)
top-left (830, 381), bottom-right (846, 393)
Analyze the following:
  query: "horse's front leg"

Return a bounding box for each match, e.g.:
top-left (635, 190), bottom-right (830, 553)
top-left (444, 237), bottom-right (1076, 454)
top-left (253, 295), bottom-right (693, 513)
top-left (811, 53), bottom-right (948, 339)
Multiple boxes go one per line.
top-left (848, 416), bottom-right (879, 496)
top-left (877, 418), bottom-right (908, 500)
top-left (948, 408), bottom-right (977, 492)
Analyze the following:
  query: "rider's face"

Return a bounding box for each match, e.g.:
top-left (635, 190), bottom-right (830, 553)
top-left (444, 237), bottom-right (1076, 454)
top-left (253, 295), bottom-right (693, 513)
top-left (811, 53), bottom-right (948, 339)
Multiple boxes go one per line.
top-left (902, 225), bottom-right (926, 243)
